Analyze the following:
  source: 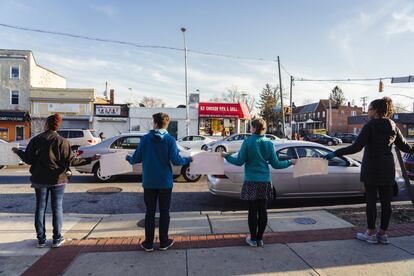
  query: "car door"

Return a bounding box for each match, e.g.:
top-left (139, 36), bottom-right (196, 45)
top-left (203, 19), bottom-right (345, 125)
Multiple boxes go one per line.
top-left (273, 146), bottom-right (300, 196)
top-left (193, 136), bottom-right (205, 149)
top-left (68, 130), bottom-right (85, 146)
top-left (226, 135), bottom-right (241, 152)
top-left (110, 136), bottom-right (141, 174)
top-left (178, 136), bottom-right (191, 149)
top-left (296, 146), bottom-right (362, 195)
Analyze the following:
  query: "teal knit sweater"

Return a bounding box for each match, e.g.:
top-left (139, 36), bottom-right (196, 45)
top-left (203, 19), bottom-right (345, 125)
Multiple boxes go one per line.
top-left (225, 134), bottom-right (292, 182)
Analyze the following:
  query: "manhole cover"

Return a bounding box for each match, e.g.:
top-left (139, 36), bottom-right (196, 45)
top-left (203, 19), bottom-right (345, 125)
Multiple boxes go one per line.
top-left (137, 218), bottom-right (159, 228)
top-left (294, 218), bottom-right (317, 225)
top-left (87, 187), bottom-right (122, 195)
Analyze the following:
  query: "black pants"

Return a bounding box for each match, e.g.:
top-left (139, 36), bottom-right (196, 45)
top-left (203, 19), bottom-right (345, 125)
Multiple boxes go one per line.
top-left (143, 188), bottom-right (172, 246)
top-left (247, 199), bottom-right (268, 241)
top-left (364, 184), bottom-right (393, 231)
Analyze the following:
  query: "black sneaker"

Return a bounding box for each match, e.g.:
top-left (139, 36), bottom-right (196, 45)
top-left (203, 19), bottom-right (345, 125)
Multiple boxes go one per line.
top-left (159, 239), bottom-right (174, 251)
top-left (52, 237), bottom-right (65, 248)
top-left (37, 240), bottom-right (46, 248)
top-left (140, 242), bottom-right (154, 252)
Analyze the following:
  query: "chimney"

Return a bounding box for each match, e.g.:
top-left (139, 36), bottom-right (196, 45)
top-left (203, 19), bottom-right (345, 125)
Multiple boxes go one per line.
top-left (347, 102), bottom-right (351, 107)
top-left (109, 89), bottom-right (115, 104)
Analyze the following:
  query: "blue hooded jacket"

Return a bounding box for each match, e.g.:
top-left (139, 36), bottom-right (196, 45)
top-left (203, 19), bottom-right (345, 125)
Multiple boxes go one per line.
top-left (126, 130), bottom-right (191, 189)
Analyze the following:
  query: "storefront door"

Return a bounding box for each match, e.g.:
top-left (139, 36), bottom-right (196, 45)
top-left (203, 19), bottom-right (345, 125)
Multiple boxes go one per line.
top-left (15, 126), bottom-right (24, 141)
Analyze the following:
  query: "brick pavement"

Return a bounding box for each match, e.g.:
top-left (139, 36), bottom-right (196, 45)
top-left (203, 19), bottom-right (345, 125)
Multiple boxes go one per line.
top-left (22, 223), bottom-right (414, 276)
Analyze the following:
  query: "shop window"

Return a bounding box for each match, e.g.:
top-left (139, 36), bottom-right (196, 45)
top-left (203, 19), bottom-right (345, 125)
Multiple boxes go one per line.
top-left (10, 90), bottom-right (19, 105)
top-left (10, 66), bottom-right (19, 79)
top-left (0, 128), bottom-right (9, 141)
top-left (408, 126), bottom-right (414, 138)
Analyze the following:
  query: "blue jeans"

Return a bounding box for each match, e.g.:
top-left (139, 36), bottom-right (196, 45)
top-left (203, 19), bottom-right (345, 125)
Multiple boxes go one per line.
top-left (34, 185), bottom-right (65, 242)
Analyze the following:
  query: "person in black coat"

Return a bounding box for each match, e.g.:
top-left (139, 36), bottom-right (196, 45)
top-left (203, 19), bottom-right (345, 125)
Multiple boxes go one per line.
top-left (326, 97), bottom-right (414, 244)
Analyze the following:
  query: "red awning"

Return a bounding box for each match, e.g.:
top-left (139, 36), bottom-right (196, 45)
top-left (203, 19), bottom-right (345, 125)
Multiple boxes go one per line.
top-left (198, 102), bottom-right (251, 119)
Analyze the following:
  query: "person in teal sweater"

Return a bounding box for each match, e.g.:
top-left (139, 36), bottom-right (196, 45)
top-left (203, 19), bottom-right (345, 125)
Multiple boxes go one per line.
top-left (222, 118), bottom-right (296, 247)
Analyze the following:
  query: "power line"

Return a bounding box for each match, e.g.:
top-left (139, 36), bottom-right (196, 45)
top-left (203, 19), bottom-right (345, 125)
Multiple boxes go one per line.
top-left (0, 22), bottom-right (272, 62)
top-left (295, 77), bottom-right (393, 82)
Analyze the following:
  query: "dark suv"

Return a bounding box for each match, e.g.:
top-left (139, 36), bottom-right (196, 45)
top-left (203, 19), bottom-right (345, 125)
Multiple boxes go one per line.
top-left (333, 133), bottom-right (358, 143)
top-left (304, 134), bottom-right (341, 146)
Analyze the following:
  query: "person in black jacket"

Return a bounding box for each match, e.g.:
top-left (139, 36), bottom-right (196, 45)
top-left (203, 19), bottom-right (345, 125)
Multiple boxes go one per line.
top-left (325, 97), bottom-right (414, 244)
top-left (12, 114), bottom-right (100, 248)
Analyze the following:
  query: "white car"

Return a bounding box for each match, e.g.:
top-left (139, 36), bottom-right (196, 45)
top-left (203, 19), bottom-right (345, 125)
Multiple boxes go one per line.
top-left (206, 133), bottom-right (281, 153)
top-left (75, 133), bottom-right (201, 183)
top-left (208, 140), bottom-right (403, 199)
top-left (177, 135), bottom-right (216, 151)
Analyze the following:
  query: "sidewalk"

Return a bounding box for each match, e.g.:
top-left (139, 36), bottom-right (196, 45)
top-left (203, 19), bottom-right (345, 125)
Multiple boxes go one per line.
top-left (0, 208), bottom-right (413, 275)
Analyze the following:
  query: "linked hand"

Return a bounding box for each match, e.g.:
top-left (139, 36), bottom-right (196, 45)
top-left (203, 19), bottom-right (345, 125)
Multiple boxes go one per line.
top-left (221, 152), bottom-right (228, 158)
top-left (11, 147), bottom-right (19, 154)
top-left (324, 152), bottom-right (336, 160)
top-left (291, 159), bottom-right (297, 165)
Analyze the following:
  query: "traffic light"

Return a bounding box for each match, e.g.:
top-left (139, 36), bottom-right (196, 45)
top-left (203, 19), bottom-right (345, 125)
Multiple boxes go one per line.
top-left (379, 79), bottom-right (384, 92)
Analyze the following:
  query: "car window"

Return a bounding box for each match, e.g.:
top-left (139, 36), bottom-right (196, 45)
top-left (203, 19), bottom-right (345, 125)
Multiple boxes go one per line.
top-left (277, 147), bottom-right (297, 161)
top-left (57, 130), bottom-right (69, 138)
top-left (193, 136), bottom-right (203, 141)
top-left (90, 131), bottom-right (99, 138)
top-left (68, 131), bottom-right (84, 138)
top-left (296, 146), bottom-right (347, 167)
top-left (111, 136), bottom-right (141, 149)
top-left (266, 135), bottom-right (276, 140)
top-left (227, 135), bottom-right (237, 141)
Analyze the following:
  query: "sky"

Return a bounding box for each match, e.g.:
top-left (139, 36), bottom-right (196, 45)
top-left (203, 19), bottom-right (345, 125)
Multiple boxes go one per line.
top-left (0, 0), bottom-right (413, 112)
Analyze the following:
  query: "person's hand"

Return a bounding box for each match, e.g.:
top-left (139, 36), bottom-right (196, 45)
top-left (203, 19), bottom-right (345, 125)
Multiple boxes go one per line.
top-left (11, 147), bottom-right (19, 154)
top-left (291, 159), bottom-right (297, 165)
top-left (91, 154), bottom-right (100, 161)
top-left (324, 152), bottom-right (336, 160)
top-left (221, 152), bottom-right (228, 158)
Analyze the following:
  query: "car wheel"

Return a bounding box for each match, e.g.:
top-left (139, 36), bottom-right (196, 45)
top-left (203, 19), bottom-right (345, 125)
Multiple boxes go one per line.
top-left (201, 145), bottom-right (208, 151)
top-left (215, 146), bottom-right (226, 152)
top-left (327, 141), bottom-right (333, 146)
top-left (181, 164), bottom-right (201, 182)
top-left (0, 165), bottom-right (4, 170)
top-left (93, 163), bottom-right (115, 183)
top-left (173, 175), bottom-right (181, 180)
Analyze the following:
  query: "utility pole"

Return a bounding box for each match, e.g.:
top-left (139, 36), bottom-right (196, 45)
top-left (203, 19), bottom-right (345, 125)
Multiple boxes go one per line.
top-left (277, 56), bottom-right (285, 137)
top-left (289, 76), bottom-right (294, 138)
top-left (181, 27), bottom-right (190, 136)
top-left (361, 96), bottom-right (368, 113)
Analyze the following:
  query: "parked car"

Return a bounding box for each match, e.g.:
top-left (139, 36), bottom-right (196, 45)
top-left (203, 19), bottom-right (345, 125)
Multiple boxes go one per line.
top-left (17, 129), bottom-right (101, 151)
top-left (304, 134), bottom-right (342, 146)
top-left (403, 153), bottom-right (414, 180)
top-left (0, 139), bottom-right (24, 169)
top-left (333, 133), bottom-right (358, 144)
top-left (177, 135), bottom-right (216, 151)
top-left (57, 129), bottom-right (101, 151)
top-left (206, 133), bottom-right (281, 153)
top-left (75, 133), bottom-right (201, 183)
top-left (208, 141), bottom-right (403, 199)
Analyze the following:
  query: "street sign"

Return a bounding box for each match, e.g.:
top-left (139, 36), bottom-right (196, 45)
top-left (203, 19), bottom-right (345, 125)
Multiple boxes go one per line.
top-left (391, 76), bottom-right (414, 83)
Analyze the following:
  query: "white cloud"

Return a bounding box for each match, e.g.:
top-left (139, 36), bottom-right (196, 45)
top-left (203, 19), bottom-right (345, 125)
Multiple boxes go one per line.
top-left (89, 4), bottom-right (118, 17)
top-left (386, 4), bottom-right (414, 34)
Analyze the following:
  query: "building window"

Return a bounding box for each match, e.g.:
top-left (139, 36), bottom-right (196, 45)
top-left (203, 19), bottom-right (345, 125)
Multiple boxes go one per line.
top-left (15, 126), bottom-right (24, 141)
top-left (10, 90), bottom-right (19, 105)
top-left (313, 112), bottom-right (316, 118)
top-left (0, 128), bottom-right (9, 140)
top-left (10, 66), bottom-right (19, 79)
top-left (351, 111), bottom-right (356, 116)
top-left (322, 111), bottom-right (326, 117)
top-left (317, 112), bottom-right (320, 118)
top-left (341, 110), bottom-right (345, 117)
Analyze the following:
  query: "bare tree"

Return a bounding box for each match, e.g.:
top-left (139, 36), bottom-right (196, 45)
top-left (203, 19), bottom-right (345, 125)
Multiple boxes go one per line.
top-left (139, 96), bottom-right (165, 108)
top-left (394, 102), bottom-right (410, 113)
top-left (212, 85), bottom-right (256, 113)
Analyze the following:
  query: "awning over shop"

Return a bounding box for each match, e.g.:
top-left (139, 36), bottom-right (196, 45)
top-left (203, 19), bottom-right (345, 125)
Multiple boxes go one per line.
top-left (199, 102), bottom-right (251, 119)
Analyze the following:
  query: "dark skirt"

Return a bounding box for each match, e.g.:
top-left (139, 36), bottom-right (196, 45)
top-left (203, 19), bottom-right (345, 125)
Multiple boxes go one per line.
top-left (240, 181), bottom-right (273, 200)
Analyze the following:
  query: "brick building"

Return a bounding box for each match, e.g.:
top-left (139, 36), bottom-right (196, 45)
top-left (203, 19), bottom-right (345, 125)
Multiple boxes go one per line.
top-left (292, 100), bottom-right (363, 135)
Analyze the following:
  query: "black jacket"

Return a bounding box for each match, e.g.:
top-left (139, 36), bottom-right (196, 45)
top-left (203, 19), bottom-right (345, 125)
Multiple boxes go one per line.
top-left (335, 118), bottom-right (414, 185)
top-left (16, 130), bottom-right (92, 185)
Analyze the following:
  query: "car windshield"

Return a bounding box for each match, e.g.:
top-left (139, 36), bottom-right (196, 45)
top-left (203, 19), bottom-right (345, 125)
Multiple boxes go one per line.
top-left (90, 131), bottom-right (99, 138)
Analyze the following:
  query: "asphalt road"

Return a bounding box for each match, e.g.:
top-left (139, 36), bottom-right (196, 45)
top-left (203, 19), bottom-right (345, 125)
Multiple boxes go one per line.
top-left (0, 161), bottom-right (412, 215)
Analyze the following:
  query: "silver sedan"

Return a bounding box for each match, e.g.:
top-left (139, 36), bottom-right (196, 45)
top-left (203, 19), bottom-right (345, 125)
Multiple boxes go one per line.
top-left (75, 133), bottom-right (201, 183)
top-left (206, 133), bottom-right (280, 153)
top-left (208, 141), bottom-right (404, 199)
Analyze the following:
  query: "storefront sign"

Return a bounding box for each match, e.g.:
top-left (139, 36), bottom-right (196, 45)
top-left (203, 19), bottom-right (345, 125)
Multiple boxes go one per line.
top-left (48, 103), bottom-right (80, 113)
top-left (95, 105), bottom-right (122, 116)
top-left (198, 102), bottom-right (250, 119)
top-left (0, 111), bottom-right (27, 122)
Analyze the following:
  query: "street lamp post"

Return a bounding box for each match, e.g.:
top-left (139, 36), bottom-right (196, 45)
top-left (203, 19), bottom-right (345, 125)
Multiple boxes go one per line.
top-left (181, 27), bottom-right (190, 136)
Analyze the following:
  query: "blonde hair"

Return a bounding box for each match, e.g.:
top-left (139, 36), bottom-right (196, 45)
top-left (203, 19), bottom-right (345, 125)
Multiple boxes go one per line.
top-left (251, 118), bottom-right (267, 135)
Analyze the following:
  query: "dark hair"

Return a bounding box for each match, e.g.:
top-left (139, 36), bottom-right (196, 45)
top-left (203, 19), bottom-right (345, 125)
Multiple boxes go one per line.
top-left (152, 112), bottom-right (170, 129)
top-left (370, 97), bottom-right (394, 118)
top-left (46, 113), bottom-right (62, 131)
top-left (251, 118), bottom-right (267, 135)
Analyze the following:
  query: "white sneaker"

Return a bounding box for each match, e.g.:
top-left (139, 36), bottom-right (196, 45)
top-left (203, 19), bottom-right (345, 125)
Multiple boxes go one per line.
top-left (245, 237), bottom-right (257, 247)
top-left (356, 232), bottom-right (378, 244)
top-left (376, 233), bottom-right (390, 244)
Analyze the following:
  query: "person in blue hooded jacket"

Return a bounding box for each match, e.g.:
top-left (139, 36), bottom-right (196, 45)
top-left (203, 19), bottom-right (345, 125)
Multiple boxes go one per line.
top-left (127, 112), bottom-right (192, 252)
